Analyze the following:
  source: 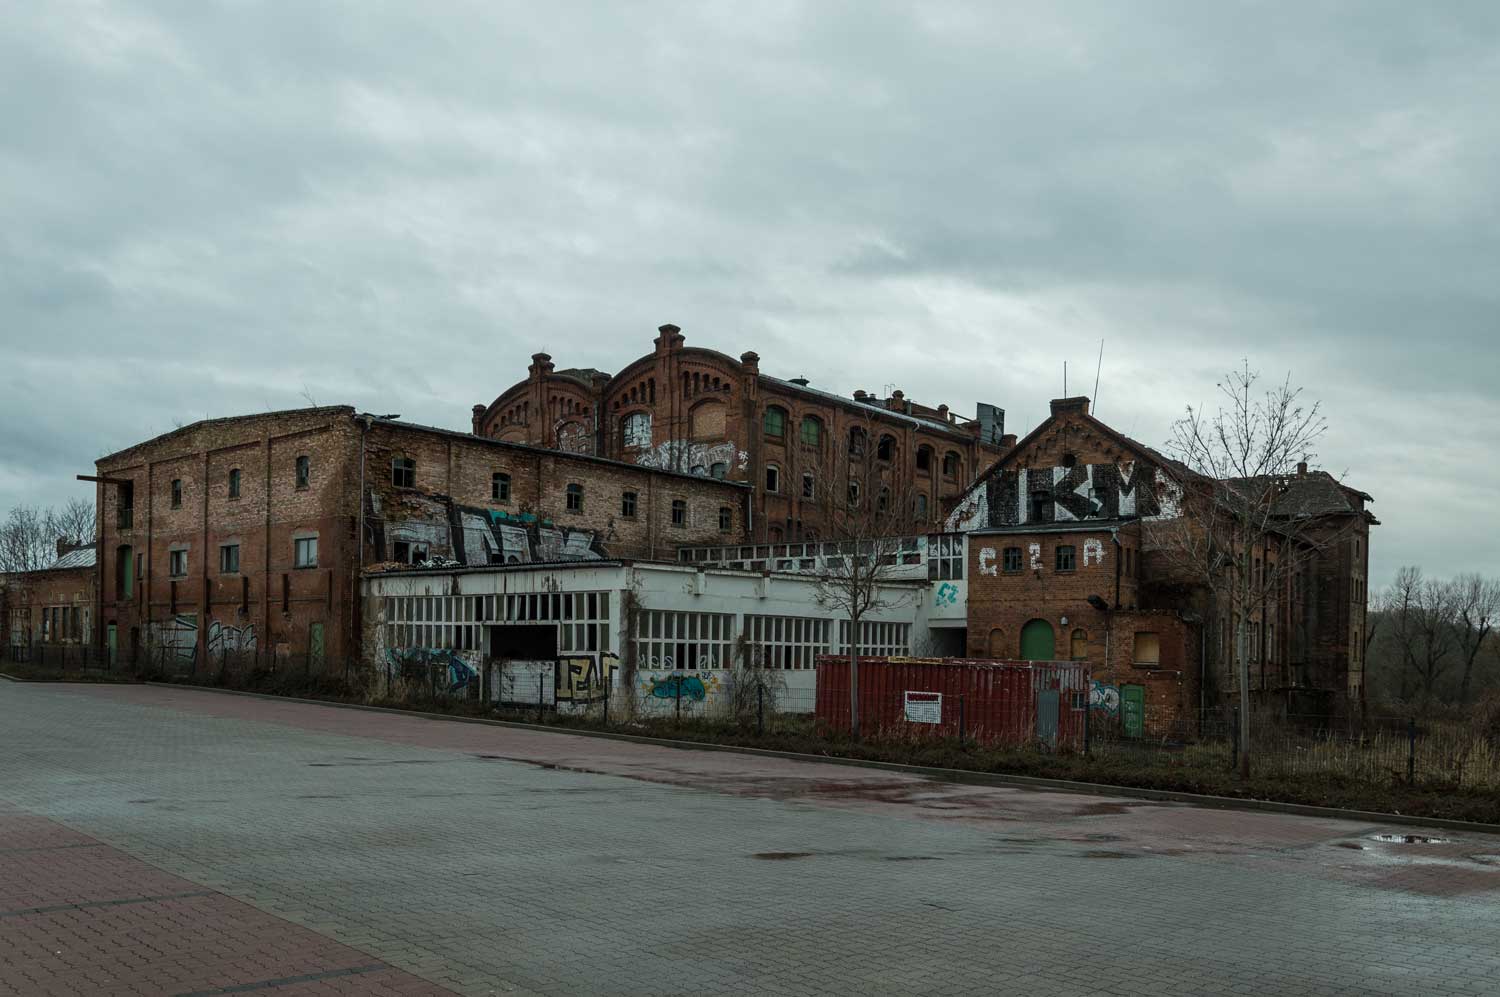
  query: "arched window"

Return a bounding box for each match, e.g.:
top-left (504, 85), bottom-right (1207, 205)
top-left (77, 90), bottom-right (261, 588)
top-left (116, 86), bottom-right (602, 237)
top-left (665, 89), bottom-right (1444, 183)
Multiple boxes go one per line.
top-left (987, 627), bottom-right (1005, 658)
top-left (622, 412), bottom-right (651, 449)
top-left (915, 445), bottom-right (933, 473)
top-left (848, 426), bottom-right (866, 455)
top-left (1070, 628), bottom-right (1088, 661)
top-left (877, 435), bottom-right (895, 461)
top-left (800, 416), bottom-right (823, 447)
top-left (802, 472), bottom-right (815, 499)
top-left (942, 451), bottom-right (961, 478)
top-left (915, 494), bottom-right (928, 520)
top-left (763, 406), bottom-right (786, 439)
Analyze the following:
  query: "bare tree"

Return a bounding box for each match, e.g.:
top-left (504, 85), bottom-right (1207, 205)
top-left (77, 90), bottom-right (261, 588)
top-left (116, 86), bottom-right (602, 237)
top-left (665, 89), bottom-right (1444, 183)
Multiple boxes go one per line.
top-left (1451, 573), bottom-right (1499, 706)
top-left (1161, 360), bottom-right (1347, 776)
top-left (809, 425), bottom-right (923, 739)
top-left (47, 498), bottom-right (97, 547)
top-left (0, 506), bottom-right (55, 574)
top-left (1385, 566), bottom-right (1461, 707)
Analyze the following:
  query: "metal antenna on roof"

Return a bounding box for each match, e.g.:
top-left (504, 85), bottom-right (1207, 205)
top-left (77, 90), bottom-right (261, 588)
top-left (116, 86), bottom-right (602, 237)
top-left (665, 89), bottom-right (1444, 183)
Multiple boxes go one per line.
top-left (1063, 361), bottom-right (1068, 397)
top-left (1093, 339), bottom-right (1104, 415)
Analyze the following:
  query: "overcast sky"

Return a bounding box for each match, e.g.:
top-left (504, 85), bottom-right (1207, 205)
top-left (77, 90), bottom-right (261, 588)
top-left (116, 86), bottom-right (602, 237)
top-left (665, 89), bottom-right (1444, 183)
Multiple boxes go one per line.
top-left (2, 2), bottom-right (1496, 586)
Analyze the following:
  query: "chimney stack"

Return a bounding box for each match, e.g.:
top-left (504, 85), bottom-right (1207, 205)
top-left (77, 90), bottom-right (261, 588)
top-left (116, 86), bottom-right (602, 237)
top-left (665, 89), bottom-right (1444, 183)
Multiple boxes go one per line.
top-left (739, 351), bottom-right (760, 375)
top-left (1297, 461), bottom-right (1308, 476)
top-left (471, 404), bottom-right (486, 434)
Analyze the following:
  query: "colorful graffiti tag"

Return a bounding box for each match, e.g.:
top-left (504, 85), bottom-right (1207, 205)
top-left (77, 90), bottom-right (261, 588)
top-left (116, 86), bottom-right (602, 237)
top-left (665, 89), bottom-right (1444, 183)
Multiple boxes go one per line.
top-left (643, 673), bottom-right (707, 701)
top-left (934, 582), bottom-right (959, 607)
top-left (557, 655), bottom-right (619, 703)
top-left (1089, 680), bottom-right (1120, 716)
top-left (387, 647), bottom-right (478, 693)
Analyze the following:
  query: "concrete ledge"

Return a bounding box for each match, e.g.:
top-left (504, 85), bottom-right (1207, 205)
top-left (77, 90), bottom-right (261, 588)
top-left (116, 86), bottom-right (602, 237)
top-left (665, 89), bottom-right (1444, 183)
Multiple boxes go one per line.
top-left (142, 681), bottom-right (1500, 837)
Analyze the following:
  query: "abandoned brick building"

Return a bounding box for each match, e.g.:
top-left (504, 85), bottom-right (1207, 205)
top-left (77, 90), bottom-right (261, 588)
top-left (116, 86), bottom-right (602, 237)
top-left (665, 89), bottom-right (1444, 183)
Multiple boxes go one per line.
top-left (91, 406), bottom-right (745, 669)
top-left (1, 539), bottom-right (98, 654)
top-left (471, 324), bottom-right (1013, 541)
top-left (948, 396), bottom-right (1375, 725)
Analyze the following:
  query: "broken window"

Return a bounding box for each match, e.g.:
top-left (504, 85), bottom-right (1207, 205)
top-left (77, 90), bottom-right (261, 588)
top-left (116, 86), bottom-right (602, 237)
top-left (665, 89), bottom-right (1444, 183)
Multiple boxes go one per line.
top-left (942, 451), bottom-right (960, 477)
top-left (802, 472), bottom-right (815, 499)
top-left (877, 435), bottom-right (895, 461)
top-left (170, 479), bottom-right (182, 509)
top-left (295, 455), bottom-right (310, 489)
top-left (765, 465), bottom-right (780, 493)
top-left (1029, 491), bottom-right (1053, 522)
top-left (847, 481), bottom-right (860, 506)
top-left (622, 412), bottom-right (652, 449)
top-left (228, 468), bottom-right (241, 499)
top-left (848, 427), bottom-right (866, 455)
top-left (621, 491), bottom-right (637, 517)
top-left (566, 483), bottom-right (583, 512)
top-left (392, 457), bottom-right (416, 488)
top-left (915, 446), bottom-right (932, 473)
top-left (492, 472), bottom-right (510, 502)
top-left (392, 540), bottom-right (429, 565)
top-left (718, 507), bottom-right (732, 532)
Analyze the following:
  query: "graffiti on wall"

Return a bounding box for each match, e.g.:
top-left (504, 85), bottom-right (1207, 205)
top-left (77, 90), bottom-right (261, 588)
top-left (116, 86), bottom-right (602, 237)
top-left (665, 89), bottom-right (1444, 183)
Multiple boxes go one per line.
top-left (946, 461), bottom-right (1175, 531)
top-left (556, 421), bottom-right (593, 455)
top-left (558, 654), bottom-right (619, 703)
top-left (387, 647), bottom-right (478, 693)
top-left (207, 621), bottom-right (257, 655)
top-left (977, 547), bottom-right (998, 576)
top-left (385, 505), bottom-right (608, 567)
top-left (1089, 680), bottom-right (1120, 715)
top-left (146, 615), bottom-right (198, 665)
top-left (1028, 544), bottom-right (1042, 571)
top-left (644, 673), bottom-right (708, 701)
top-left (935, 582), bottom-right (959, 607)
top-left (1082, 539), bottom-right (1105, 567)
top-left (634, 440), bottom-right (748, 476)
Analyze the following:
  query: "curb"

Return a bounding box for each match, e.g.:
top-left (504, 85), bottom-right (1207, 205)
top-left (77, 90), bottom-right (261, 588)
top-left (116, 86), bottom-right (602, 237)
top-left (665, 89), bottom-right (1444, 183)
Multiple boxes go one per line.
top-left (138, 681), bottom-right (1500, 837)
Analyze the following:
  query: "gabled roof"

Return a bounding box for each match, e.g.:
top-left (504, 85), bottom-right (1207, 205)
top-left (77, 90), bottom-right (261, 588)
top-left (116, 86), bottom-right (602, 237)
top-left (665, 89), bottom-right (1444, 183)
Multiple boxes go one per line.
top-left (49, 546), bottom-right (97, 571)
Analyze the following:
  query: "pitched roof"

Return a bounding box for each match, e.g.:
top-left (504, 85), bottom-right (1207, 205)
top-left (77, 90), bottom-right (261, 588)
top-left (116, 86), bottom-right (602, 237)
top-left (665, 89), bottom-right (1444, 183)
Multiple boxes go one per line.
top-left (49, 547), bottom-right (97, 570)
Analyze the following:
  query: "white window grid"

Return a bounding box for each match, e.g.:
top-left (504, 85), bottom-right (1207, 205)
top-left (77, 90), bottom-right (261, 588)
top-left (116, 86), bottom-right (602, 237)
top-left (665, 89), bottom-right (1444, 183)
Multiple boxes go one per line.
top-left (838, 620), bottom-right (910, 657)
top-left (927, 533), bottom-right (964, 580)
top-left (744, 615), bottom-right (831, 670)
top-left (383, 590), bottom-right (610, 655)
top-left (634, 610), bottom-right (734, 670)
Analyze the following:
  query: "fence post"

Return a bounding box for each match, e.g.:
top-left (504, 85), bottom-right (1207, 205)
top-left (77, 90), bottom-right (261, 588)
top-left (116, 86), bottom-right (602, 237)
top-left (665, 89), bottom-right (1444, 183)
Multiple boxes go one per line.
top-left (1230, 707), bottom-right (1239, 774)
top-left (757, 684), bottom-right (764, 737)
top-left (958, 694), bottom-right (966, 748)
top-left (675, 673), bottom-right (682, 725)
top-left (538, 672), bottom-right (545, 724)
top-left (603, 669), bottom-right (610, 726)
top-left (1083, 696), bottom-right (1091, 758)
top-left (1407, 718), bottom-right (1416, 786)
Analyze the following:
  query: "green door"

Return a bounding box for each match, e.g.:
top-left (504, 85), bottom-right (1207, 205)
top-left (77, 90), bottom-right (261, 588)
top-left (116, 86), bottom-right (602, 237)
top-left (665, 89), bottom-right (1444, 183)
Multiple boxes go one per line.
top-left (1121, 684), bottom-right (1145, 739)
top-left (1019, 619), bottom-right (1055, 661)
top-left (309, 623), bottom-right (325, 671)
top-left (107, 625), bottom-right (117, 667)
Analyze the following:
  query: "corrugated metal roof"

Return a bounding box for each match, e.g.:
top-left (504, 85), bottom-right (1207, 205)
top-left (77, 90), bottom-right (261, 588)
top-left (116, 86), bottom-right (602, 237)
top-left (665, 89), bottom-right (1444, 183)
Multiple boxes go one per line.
top-left (48, 547), bottom-right (97, 571)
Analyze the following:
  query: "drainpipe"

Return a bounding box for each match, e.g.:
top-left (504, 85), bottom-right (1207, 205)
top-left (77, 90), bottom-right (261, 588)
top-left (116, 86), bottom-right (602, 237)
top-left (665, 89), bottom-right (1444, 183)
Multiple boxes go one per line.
top-left (356, 415), bottom-right (372, 663)
top-left (1109, 527), bottom-right (1121, 610)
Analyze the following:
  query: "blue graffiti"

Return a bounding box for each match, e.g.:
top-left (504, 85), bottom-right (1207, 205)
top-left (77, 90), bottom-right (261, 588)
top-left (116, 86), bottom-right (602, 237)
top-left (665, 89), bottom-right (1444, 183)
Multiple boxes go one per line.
top-left (935, 582), bottom-right (959, 607)
top-left (648, 674), bottom-right (707, 701)
top-left (387, 647), bottom-right (477, 693)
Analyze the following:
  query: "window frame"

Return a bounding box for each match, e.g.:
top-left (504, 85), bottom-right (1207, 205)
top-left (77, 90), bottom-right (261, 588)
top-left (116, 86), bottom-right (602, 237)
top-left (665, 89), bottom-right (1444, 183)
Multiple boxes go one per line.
top-left (621, 491), bottom-right (638, 518)
top-left (293, 536), bottom-right (318, 569)
top-left (1002, 546), bottom-right (1023, 573)
top-left (1055, 545), bottom-right (1077, 572)
top-left (168, 547), bottom-right (188, 578)
top-left (718, 506), bottom-right (733, 532)
top-left (762, 406), bottom-right (786, 440)
top-left (295, 455), bottom-right (310, 490)
top-left (765, 464), bottom-right (780, 493)
top-left (565, 483), bottom-right (583, 512)
top-left (170, 479), bottom-right (183, 509)
top-left (799, 416), bottom-right (822, 448)
top-left (391, 456), bottom-right (416, 489)
top-left (218, 543), bottom-right (240, 575)
top-left (491, 471), bottom-right (511, 502)
top-left (942, 451), bottom-right (961, 478)
top-left (671, 499), bottom-right (687, 527)
top-left (228, 468), bottom-right (241, 500)
top-left (915, 446), bottom-right (932, 474)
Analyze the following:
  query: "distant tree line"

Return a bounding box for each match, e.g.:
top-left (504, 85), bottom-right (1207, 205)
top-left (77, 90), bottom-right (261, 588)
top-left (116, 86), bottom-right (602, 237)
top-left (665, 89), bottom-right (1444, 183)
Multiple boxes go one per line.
top-left (0, 500), bottom-right (97, 574)
top-left (1366, 568), bottom-right (1499, 712)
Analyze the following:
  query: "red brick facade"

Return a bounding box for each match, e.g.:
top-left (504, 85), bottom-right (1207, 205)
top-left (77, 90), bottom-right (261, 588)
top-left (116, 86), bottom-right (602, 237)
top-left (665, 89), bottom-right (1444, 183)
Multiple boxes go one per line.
top-left (93, 408), bottom-right (745, 666)
top-left (471, 324), bottom-right (1012, 541)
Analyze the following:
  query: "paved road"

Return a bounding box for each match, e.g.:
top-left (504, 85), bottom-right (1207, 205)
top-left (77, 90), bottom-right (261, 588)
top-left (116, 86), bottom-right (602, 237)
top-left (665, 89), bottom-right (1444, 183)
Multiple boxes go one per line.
top-left (2, 683), bottom-right (1497, 996)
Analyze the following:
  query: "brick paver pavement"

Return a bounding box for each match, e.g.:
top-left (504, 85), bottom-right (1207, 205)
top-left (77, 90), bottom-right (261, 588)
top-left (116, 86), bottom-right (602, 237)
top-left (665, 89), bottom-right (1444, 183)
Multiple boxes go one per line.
top-left (2, 681), bottom-right (1498, 996)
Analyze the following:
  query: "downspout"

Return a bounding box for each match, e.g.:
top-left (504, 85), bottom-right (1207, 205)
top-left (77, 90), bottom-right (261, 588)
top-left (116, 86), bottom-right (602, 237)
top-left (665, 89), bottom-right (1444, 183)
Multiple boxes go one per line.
top-left (356, 415), bottom-right (372, 664)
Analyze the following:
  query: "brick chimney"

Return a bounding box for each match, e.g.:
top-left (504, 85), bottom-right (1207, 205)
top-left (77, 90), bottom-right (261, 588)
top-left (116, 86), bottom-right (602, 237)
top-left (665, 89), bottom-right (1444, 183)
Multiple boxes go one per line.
top-left (937, 403), bottom-right (949, 422)
top-left (1297, 461), bottom-right (1308, 476)
top-left (1049, 396), bottom-right (1091, 416)
top-left (655, 324), bottom-right (685, 352)
top-left (471, 404), bottom-right (486, 434)
top-left (739, 351), bottom-right (759, 374)
top-left (528, 352), bottom-right (554, 379)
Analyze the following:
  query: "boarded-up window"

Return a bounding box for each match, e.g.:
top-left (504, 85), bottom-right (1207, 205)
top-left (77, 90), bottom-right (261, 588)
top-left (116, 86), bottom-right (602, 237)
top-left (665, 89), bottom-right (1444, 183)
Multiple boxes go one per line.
top-left (1070, 628), bottom-right (1088, 661)
top-left (690, 401), bottom-right (726, 438)
top-left (1133, 631), bottom-right (1161, 668)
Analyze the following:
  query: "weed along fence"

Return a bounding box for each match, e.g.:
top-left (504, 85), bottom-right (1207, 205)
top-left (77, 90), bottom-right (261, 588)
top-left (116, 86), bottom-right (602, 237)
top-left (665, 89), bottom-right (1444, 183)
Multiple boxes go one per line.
top-left (815, 656), bottom-right (1088, 749)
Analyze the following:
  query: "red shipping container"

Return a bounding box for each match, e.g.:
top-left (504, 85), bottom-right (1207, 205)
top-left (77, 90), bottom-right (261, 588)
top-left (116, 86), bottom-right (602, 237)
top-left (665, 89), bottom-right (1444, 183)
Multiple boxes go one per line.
top-left (815, 656), bottom-right (1088, 748)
